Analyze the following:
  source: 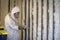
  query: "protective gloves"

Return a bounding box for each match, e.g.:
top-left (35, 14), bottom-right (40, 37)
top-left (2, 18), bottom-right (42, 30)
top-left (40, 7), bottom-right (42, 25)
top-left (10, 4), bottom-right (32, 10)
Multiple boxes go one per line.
top-left (18, 25), bottom-right (29, 30)
top-left (18, 26), bottom-right (25, 30)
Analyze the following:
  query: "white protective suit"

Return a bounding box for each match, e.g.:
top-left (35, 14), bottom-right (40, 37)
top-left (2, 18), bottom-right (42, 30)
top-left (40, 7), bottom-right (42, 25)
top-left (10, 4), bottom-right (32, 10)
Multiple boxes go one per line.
top-left (5, 7), bottom-right (20, 40)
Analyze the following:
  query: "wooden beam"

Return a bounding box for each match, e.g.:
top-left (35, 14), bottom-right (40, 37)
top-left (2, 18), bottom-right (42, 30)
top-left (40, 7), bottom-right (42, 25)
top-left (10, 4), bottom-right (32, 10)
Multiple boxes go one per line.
top-left (28, 0), bottom-right (30, 40)
top-left (38, 0), bottom-right (42, 40)
top-left (26, 0), bottom-right (29, 40)
top-left (36, 0), bottom-right (38, 40)
top-left (22, 0), bottom-right (25, 40)
top-left (48, 0), bottom-right (54, 40)
top-left (10, 0), bottom-right (14, 11)
top-left (41, 0), bottom-right (43, 40)
top-left (32, 0), bottom-right (37, 40)
top-left (43, 0), bottom-right (48, 40)
top-left (30, 0), bottom-right (33, 40)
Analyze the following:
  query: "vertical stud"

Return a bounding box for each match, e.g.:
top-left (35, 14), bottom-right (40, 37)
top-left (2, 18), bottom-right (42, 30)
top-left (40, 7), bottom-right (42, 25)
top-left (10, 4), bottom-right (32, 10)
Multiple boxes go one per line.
top-left (48, 0), bottom-right (54, 40)
top-left (38, 0), bottom-right (42, 40)
top-left (43, 0), bottom-right (48, 40)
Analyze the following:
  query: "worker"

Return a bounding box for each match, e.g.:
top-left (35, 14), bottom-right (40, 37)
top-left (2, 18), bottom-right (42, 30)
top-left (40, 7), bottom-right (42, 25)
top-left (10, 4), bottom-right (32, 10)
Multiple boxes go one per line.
top-left (5, 6), bottom-right (25, 40)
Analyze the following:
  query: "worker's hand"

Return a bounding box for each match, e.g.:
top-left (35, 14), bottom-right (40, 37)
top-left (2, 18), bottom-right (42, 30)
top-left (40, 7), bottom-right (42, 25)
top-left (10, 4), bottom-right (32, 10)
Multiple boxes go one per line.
top-left (18, 26), bottom-right (24, 30)
top-left (18, 25), bottom-right (30, 30)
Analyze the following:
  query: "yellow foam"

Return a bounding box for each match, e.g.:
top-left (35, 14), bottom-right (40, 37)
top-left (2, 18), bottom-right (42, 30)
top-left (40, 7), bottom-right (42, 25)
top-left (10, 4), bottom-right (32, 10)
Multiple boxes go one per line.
top-left (0, 26), bottom-right (4, 29)
top-left (0, 30), bottom-right (8, 35)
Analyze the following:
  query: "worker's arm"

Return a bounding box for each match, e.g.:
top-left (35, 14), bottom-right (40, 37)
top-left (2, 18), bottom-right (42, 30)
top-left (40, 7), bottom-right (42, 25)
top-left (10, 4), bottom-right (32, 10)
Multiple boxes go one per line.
top-left (8, 21), bottom-right (19, 30)
top-left (8, 21), bottom-right (26, 30)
